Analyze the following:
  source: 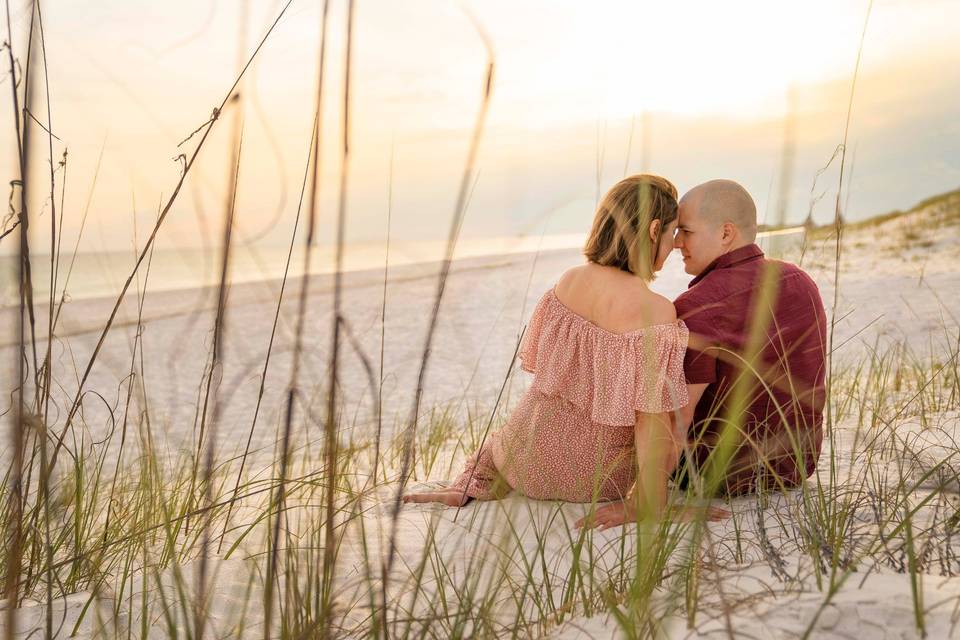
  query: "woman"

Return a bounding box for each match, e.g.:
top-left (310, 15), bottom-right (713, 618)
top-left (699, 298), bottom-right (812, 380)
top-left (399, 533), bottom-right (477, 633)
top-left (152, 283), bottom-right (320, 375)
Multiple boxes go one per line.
top-left (403, 174), bottom-right (725, 526)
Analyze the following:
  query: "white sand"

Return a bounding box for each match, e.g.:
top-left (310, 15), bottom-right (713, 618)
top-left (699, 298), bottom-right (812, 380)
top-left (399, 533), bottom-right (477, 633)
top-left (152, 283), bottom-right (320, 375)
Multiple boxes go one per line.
top-left (2, 192), bottom-right (959, 638)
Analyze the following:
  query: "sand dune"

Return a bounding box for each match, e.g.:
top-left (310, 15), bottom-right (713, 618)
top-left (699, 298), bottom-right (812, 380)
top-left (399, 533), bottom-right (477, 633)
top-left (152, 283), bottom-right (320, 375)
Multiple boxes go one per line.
top-left (3, 193), bottom-right (959, 638)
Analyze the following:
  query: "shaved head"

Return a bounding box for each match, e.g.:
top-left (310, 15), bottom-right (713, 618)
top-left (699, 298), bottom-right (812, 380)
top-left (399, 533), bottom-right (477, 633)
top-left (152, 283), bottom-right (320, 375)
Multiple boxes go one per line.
top-left (680, 179), bottom-right (757, 241)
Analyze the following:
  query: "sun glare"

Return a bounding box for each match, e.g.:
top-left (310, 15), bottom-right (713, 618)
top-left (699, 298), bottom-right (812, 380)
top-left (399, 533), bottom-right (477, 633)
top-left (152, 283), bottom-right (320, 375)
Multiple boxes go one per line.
top-left (453, 1), bottom-right (886, 131)
top-left (557, 1), bottom-right (878, 119)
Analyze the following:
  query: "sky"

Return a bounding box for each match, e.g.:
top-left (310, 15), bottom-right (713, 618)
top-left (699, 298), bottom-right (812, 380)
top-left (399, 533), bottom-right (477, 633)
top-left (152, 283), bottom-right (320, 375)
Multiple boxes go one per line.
top-left (1, 0), bottom-right (959, 257)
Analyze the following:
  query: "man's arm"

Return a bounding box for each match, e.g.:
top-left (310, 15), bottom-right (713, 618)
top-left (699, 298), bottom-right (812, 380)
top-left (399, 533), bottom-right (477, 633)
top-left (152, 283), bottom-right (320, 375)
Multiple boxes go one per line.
top-left (674, 383), bottom-right (708, 444)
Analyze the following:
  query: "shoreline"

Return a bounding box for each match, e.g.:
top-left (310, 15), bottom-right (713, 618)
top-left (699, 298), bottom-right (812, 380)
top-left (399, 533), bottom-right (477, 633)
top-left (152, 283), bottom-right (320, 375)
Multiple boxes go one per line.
top-left (0, 227), bottom-right (812, 309)
top-left (6, 180), bottom-right (955, 310)
top-left (0, 233), bottom-right (591, 308)
top-left (0, 247), bottom-right (578, 348)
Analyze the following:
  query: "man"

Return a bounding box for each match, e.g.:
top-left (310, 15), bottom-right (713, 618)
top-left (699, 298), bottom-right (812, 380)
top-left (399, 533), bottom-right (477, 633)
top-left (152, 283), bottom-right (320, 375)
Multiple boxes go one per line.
top-left (579, 179), bottom-right (826, 529)
top-left (671, 179), bottom-right (827, 497)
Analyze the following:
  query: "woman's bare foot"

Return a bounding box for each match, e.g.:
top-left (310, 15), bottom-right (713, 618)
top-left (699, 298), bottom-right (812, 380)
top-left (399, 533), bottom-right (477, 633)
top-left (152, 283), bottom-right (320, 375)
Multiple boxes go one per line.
top-left (575, 501), bottom-right (731, 530)
top-left (402, 490), bottom-right (470, 507)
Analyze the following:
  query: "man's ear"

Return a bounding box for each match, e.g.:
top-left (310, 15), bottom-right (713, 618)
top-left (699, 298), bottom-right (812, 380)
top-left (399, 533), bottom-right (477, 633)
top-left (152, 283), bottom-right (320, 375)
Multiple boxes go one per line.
top-left (649, 219), bottom-right (662, 243)
top-left (721, 221), bottom-right (736, 246)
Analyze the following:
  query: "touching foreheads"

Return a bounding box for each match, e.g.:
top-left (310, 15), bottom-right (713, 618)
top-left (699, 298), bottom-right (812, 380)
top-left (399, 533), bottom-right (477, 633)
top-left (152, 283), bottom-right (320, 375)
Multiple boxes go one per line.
top-left (681, 179), bottom-right (758, 242)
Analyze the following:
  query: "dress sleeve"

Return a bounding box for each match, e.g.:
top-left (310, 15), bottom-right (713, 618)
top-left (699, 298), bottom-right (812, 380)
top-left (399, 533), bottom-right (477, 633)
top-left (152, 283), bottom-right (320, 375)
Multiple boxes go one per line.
top-left (519, 290), bottom-right (690, 425)
top-left (634, 322), bottom-right (690, 413)
top-left (518, 291), bottom-right (552, 373)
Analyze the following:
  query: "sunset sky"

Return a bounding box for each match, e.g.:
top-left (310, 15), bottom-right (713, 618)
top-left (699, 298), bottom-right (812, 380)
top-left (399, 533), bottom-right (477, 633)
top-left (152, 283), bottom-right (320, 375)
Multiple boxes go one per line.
top-left (2, 0), bottom-right (958, 256)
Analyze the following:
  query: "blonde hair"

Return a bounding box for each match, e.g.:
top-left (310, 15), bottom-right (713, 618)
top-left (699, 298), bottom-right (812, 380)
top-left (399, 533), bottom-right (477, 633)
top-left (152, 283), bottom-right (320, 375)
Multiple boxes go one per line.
top-left (583, 174), bottom-right (679, 281)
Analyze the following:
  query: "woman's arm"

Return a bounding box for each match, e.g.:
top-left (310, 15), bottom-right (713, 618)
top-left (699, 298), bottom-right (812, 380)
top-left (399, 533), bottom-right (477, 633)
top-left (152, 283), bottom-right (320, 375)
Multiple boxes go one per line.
top-left (575, 390), bottom-right (734, 530)
top-left (627, 410), bottom-right (681, 520)
top-left (675, 383), bottom-right (708, 441)
top-left (628, 383), bottom-right (709, 517)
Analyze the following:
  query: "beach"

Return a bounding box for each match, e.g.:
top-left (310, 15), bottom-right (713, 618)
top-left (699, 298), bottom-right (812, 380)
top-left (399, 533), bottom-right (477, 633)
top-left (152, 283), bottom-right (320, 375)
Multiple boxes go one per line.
top-left (2, 191), bottom-right (960, 638)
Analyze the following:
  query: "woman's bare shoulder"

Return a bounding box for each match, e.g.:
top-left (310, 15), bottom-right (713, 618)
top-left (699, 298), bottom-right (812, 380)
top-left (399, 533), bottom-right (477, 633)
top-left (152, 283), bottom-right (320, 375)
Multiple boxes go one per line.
top-left (642, 292), bottom-right (677, 324)
top-left (554, 264), bottom-right (590, 296)
top-left (614, 289), bottom-right (676, 327)
top-left (555, 264), bottom-right (677, 330)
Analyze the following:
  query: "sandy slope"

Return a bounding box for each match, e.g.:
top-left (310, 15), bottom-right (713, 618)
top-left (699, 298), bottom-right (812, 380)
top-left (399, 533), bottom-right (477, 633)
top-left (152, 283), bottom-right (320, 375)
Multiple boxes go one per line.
top-left (2, 192), bottom-right (959, 638)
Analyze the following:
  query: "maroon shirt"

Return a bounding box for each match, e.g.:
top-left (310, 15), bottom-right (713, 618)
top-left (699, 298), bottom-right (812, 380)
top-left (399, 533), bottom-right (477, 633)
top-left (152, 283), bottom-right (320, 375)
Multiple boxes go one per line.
top-left (674, 244), bottom-right (826, 493)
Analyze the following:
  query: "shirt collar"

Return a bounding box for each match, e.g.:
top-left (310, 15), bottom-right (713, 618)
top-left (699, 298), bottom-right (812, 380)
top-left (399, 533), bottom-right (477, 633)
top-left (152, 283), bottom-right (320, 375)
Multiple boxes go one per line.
top-left (688, 243), bottom-right (764, 288)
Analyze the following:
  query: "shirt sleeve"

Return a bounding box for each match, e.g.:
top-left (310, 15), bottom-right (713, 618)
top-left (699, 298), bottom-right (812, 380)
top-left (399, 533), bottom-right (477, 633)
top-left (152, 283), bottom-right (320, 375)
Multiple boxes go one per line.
top-left (674, 291), bottom-right (720, 385)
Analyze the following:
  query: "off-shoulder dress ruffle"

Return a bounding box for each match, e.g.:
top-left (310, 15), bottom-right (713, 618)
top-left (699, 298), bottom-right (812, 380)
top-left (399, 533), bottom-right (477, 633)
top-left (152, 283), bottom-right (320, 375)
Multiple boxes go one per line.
top-left (450, 287), bottom-right (689, 502)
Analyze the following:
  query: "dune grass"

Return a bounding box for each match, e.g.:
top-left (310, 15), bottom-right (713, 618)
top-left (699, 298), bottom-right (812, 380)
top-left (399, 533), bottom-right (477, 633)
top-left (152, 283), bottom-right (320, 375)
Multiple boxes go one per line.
top-left (3, 1), bottom-right (960, 639)
top-left (1, 317), bottom-right (958, 638)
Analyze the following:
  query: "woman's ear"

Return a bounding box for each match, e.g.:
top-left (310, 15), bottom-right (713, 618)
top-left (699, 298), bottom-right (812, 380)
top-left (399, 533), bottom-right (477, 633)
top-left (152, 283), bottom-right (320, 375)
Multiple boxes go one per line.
top-left (648, 219), bottom-right (662, 243)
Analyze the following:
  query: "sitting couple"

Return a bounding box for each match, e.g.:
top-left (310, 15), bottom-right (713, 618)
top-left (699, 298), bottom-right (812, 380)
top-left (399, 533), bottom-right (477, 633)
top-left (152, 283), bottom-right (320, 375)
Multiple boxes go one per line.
top-left (404, 175), bottom-right (827, 530)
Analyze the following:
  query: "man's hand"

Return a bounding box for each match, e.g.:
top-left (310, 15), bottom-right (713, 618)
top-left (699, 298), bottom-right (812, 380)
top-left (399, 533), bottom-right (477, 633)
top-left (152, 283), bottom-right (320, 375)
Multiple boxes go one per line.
top-left (574, 500), bottom-right (730, 531)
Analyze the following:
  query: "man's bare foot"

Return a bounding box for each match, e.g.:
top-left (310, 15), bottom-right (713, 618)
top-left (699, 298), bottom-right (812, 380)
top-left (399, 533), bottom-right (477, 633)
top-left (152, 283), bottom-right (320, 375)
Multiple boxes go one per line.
top-left (402, 490), bottom-right (470, 507)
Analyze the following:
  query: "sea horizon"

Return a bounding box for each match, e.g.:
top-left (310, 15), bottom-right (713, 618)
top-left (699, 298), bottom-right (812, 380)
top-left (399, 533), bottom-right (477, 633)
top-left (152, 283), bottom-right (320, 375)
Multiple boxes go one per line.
top-left (2, 227), bottom-right (807, 307)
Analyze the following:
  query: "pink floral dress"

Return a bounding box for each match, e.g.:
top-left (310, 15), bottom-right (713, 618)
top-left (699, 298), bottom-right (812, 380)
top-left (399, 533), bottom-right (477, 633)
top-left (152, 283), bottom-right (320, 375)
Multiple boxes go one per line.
top-left (450, 286), bottom-right (690, 503)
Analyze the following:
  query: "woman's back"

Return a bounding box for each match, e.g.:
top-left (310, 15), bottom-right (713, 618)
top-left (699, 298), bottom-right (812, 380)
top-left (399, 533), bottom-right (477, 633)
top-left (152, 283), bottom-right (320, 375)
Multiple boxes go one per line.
top-left (463, 270), bottom-right (690, 502)
top-left (553, 263), bottom-right (677, 335)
